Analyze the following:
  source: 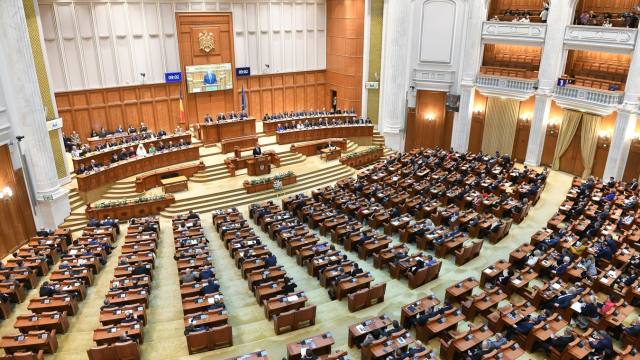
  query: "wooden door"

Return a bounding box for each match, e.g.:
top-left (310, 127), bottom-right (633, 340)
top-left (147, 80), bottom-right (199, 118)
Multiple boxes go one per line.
top-left (623, 149), bottom-right (640, 182)
top-left (513, 125), bottom-right (530, 163)
top-left (558, 122), bottom-right (585, 176)
top-left (591, 146), bottom-right (609, 178)
top-left (469, 115), bottom-right (485, 154)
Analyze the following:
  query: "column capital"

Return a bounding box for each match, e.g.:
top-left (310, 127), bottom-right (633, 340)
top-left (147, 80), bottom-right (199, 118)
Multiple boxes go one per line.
top-left (534, 89), bottom-right (553, 98)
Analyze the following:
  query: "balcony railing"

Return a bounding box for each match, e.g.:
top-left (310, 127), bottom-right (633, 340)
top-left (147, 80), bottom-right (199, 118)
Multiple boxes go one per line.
top-left (564, 25), bottom-right (638, 52)
top-left (481, 21), bottom-right (547, 45)
top-left (475, 74), bottom-right (537, 100)
top-left (553, 84), bottom-right (624, 116)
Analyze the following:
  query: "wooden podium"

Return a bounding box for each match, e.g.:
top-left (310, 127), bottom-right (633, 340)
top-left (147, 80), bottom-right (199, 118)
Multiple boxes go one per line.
top-left (247, 156), bottom-right (271, 176)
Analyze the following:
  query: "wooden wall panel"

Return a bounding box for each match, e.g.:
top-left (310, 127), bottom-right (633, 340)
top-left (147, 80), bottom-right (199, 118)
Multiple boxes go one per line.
top-left (55, 83), bottom-right (182, 142)
top-left (513, 96), bottom-right (536, 162)
top-left (0, 145), bottom-right (36, 260)
top-left (236, 71), bottom-right (328, 119)
top-left (175, 12), bottom-right (237, 124)
top-left (575, 0), bottom-right (640, 16)
top-left (326, 0), bottom-right (364, 114)
top-left (489, 0), bottom-right (546, 16)
top-left (405, 90), bottom-right (451, 151)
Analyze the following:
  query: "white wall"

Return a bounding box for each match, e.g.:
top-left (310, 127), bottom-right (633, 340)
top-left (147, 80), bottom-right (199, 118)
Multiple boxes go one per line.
top-left (37, 0), bottom-right (326, 92)
top-left (406, 0), bottom-right (467, 95)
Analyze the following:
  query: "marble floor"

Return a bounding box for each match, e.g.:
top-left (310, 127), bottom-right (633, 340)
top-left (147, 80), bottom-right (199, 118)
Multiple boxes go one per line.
top-left (4, 160), bottom-right (638, 360)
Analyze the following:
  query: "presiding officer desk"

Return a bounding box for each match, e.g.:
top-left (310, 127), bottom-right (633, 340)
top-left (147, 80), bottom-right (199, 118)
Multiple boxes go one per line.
top-left (76, 145), bottom-right (201, 193)
top-left (263, 114), bottom-right (357, 134)
top-left (276, 125), bottom-right (374, 145)
top-left (72, 133), bottom-right (191, 171)
top-left (194, 117), bottom-right (256, 145)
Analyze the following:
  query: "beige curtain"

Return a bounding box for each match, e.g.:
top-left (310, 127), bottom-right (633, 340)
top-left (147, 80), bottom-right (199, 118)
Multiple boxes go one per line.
top-left (580, 113), bottom-right (602, 178)
top-left (481, 98), bottom-right (519, 156)
top-left (551, 109), bottom-right (582, 171)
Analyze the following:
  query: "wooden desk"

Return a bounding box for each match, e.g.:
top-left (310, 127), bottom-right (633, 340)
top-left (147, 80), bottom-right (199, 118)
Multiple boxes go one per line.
top-left (400, 296), bottom-right (440, 327)
top-left (183, 308), bottom-right (228, 328)
top-left (194, 117), bottom-right (257, 145)
top-left (263, 115), bottom-right (357, 133)
top-left (290, 139), bottom-right (347, 156)
top-left (276, 125), bottom-right (374, 145)
top-left (369, 330), bottom-right (415, 359)
top-left (27, 297), bottom-right (79, 317)
top-left (0, 331), bottom-right (58, 355)
top-left (286, 333), bottom-right (335, 360)
top-left (72, 133), bottom-right (191, 171)
top-left (135, 162), bottom-right (204, 193)
top-left (480, 260), bottom-right (511, 288)
top-left (77, 146), bottom-right (201, 192)
top-left (99, 304), bottom-right (147, 326)
top-left (13, 312), bottom-right (69, 334)
top-left (347, 315), bottom-right (392, 348)
top-left (93, 323), bottom-right (143, 345)
top-left (221, 135), bottom-right (259, 154)
top-left (161, 176), bottom-right (189, 193)
top-left (264, 291), bottom-right (307, 319)
top-left (320, 148), bottom-right (342, 162)
top-left (446, 278), bottom-right (480, 304)
top-left (227, 350), bottom-right (268, 360)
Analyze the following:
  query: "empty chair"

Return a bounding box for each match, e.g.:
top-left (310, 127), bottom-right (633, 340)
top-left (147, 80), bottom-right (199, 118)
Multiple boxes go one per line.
top-left (295, 305), bottom-right (316, 330)
top-left (584, 80), bottom-right (593, 88)
top-left (592, 81), bottom-right (601, 89)
top-left (210, 324), bottom-right (233, 349)
top-left (114, 340), bottom-right (140, 360)
top-left (273, 310), bottom-right (295, 335)
top-left (87, 345), bottom-right (117, 360)
top-left (367, 282), bottom-right (386, 307)
top-left (601, 83), bottom-right (611, 90)
top-left (186, 330), bottom-right (210, 355)
top-left (170, 172), bottom-right (179, 178)
top-left (496, 53), bottom-right (504, 61)
top-left (454, 244), bottom-right (474, 266)
top-left (185, 141), bottom-right (192, 145)
top-left (13, 352), bottom-right (44, 360)
top-left (517, 72), bottom-right (525, 79)
top-left (575, 79), bottom-right (584, 86)
top-left (160, 174), bottom-right (170, 180)
top-left (347, 288), bottom-right (369, 312)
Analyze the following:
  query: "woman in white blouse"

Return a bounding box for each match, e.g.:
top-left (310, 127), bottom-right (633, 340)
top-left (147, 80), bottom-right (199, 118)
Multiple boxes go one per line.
top-left (519, 15), bottom-right (530, 22)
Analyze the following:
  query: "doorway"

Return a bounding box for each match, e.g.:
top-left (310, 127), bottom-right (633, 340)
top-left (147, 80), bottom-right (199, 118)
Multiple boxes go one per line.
top-left (331, 90), bottom-right (337, 111)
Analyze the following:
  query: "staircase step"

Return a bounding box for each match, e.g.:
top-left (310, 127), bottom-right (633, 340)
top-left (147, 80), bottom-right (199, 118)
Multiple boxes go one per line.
top-left (159, 165), bottom-right (355, 217)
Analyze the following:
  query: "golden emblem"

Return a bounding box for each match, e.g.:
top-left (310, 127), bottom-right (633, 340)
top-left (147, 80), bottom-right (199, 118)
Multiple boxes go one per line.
top-left (198, 31), bottom-right (215, 52)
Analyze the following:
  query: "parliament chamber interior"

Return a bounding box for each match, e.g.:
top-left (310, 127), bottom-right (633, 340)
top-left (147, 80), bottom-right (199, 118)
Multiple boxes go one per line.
top-left (5, 0), bottom-right (640, 359)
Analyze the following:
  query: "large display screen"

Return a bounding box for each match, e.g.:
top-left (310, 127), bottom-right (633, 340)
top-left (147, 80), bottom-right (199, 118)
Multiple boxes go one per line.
top-left (186, 64), bottom-right (233, 93)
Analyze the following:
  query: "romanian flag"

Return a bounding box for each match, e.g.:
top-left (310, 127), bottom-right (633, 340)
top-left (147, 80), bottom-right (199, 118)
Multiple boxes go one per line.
top-left (179, 88), bottom-right (185, 123)
top-left (241, 84), bottom-right (247, 111)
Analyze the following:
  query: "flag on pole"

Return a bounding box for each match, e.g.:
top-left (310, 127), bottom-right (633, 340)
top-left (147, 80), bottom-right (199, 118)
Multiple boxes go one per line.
top-left (241, 84), bottom-right (247, 112)
top-left (179, 88), bottom-right (185, 123)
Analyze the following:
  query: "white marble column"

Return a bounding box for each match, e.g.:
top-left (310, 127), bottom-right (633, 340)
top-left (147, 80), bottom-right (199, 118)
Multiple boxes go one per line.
top-left (450, 0), bottom-right (484, 152)
top-left (525, 2), bottom-right (570, 166)
top-left (524, 94), bottom-right (552, 166)
top-left (378, 0), bottom-right (410, 151)
top-left (602, 32), bottom-right (640, 180)
top-left (0, 0), bottom-right (70, 227)
top-left (451, 84), bottom-right (475, 152)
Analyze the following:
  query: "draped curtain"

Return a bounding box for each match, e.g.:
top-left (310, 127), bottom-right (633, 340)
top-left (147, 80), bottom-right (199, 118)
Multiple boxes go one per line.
top-left (551, 109), bottom-right (582, 171)
top-left (481, 98), bottom-right (519, 156)
top-left (580, 113), bottom-right (602, 178)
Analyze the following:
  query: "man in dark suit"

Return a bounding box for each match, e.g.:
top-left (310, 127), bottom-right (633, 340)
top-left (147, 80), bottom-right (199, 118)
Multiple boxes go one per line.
top-left (253, 143), bottom-right (262, 157)
top-left (541, 287), bottom-right (576, 310)
top-left (505, 315), bottom-right (538, 340)
top-left (332, 268), bottom-right (350, 286)
top-left (407, 341), bottom-right (426, 356)
top-left (282, 276), bottom-right (298, 294)
top-left (131, 261), bottom-right (150, 276)
top-left (199, 278), bottom-right (220, 295)
top-left (36, 227), bottom-right (50, 237)
top-left (350, 263), bottom-right (363, 277)
top-left (87, 217), bottom-right (101, 228)
top-left (614, 316), bottom-right (640, 340)
top-left (39, 281), bottom-right (56, 297)
top-left (264, 252), bottom-right (277, 267)
top-left (203, 68), bottom-right (217, 85)
top-left (589, 330), bottom-right (613, 356)
top-left (187, 211), bottom-right (199, 220)
top-left (533, 328), bottom-right (575, 355)
top-left (204, 114), bottom-right (213, 123)
top-left (405, 306), bottom-right (437, 329)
